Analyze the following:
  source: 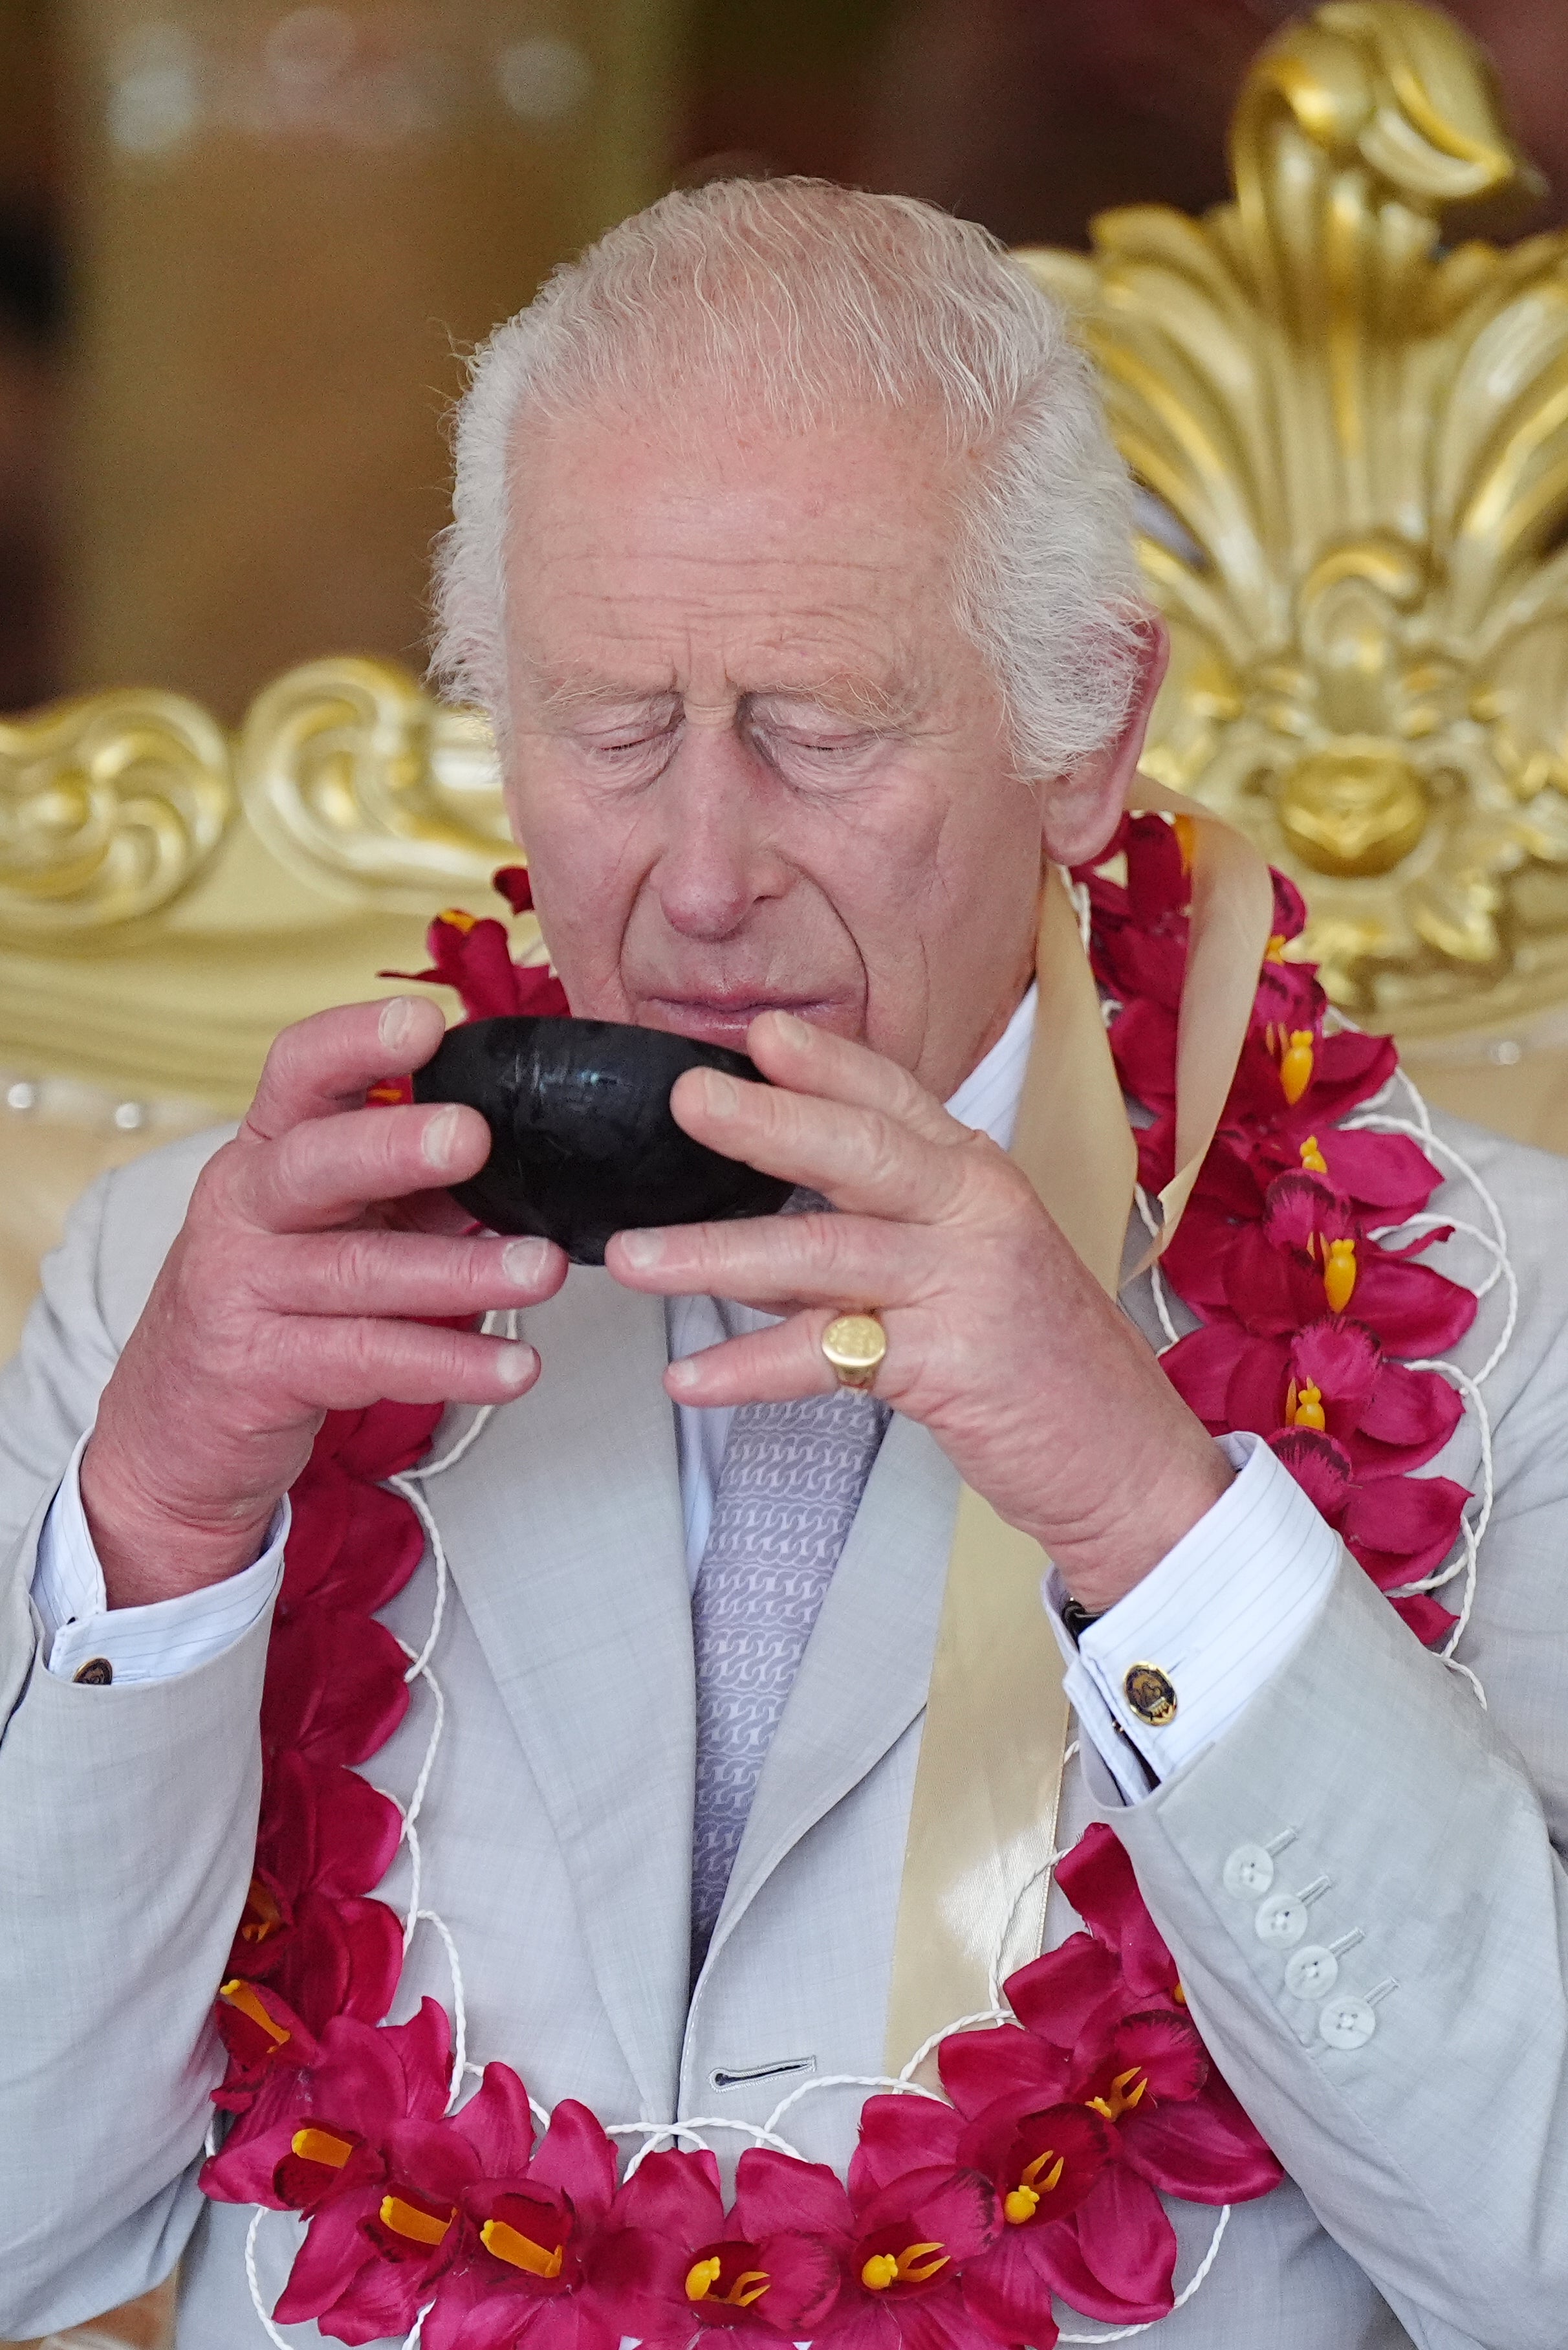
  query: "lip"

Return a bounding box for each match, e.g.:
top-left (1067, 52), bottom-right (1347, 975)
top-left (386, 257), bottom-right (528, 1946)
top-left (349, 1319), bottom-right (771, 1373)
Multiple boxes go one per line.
top-left (637, 994), bottom-right (840, 1049)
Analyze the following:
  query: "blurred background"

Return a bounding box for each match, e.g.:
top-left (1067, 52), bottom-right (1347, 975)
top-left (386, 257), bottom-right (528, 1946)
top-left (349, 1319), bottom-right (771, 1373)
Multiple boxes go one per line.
top-left (4, 0), bottom-right (1568, 730)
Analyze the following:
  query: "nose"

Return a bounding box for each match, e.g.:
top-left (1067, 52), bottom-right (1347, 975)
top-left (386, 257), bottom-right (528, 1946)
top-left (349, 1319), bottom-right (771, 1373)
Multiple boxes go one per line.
top-left (648, 719), bottom-right (789, 942)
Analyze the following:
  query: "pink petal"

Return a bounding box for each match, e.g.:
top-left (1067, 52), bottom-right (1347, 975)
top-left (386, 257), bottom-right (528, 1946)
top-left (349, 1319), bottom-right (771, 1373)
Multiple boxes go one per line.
top-left (274, 2189), bottom-right (381, 2322)
top-left (939, 2022), bottom-right (1069, 2117)
top-left (1005, 1931), bottom-right (1123, 2041)
top-left (1121, 2081), bottom-right (1284, 2204)
top-left (530, 2101), bottom-right (618, 2219)
top-left (851, 2094), bottom-right (964, 2193)
top-left (451, 2065), bottom-right (536, 2173)
top-left (959, 2232), bottom-right (1062, 2348)
top-left (1029, 2169), bottom-right (1175, 2325)
top-left (611, 2146), bottom-right (725, 2241)
top-left (735, 2146), bottom-right (851, 2239)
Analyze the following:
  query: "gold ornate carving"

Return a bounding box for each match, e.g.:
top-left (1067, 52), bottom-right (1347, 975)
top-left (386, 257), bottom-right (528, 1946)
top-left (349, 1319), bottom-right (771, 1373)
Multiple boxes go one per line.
top-left (0, 689), bottom-right (232, 938)
top-left (1021, 0), bottom-right (1568, 1029)
top-left (238, 655), bottom-right (508, 910)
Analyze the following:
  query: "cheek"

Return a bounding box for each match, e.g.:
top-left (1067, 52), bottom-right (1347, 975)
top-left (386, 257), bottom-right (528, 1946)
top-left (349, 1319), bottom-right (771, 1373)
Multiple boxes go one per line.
top-left (505, 780), bottom-right (643, 998)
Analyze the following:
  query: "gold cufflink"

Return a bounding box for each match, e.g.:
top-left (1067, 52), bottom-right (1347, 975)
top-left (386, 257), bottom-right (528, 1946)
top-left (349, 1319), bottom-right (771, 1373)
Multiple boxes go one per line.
top-left (1123, 1662), bottom-right (1177, 1726)
top-left (72, 1656), bottom-right (113, 1686)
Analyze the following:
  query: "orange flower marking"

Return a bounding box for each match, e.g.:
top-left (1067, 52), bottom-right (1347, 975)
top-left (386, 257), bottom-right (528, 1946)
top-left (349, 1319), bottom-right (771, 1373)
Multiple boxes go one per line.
top-left (862, 2241), bottom-right (950, 2290)
top-left (684, 2253), bottom-right (770, 2307)
top-left (1299, 1134), bottom-right (1328, 1173)
top-left (482, 2217), bottom-right (565, 2278)
top-left (290, 2127), bottom-right (354, 2169)
top-left (218, 1980), bottom-right (290, 2048)
top-left (1287, 1378), bottom-right (1326, 1430)
top-left (380, 2190), bottom-right (455, 2248)
top-left (1265, 932), bottom-right (1289, 963)
top-left (1324, 1238), bottom-right (1358, 1313)
top-left (437, 907), bottom-right (479, 934)
top-left (1172, 813), bottom-right (1199, 873)
top-left (1004, 2144), bottom-right (1067, 2224)
top-left (1086, 2064), bottom-right (1150, 2124)
top-left (238, 1876), bottom-right (283, 1946)
top-left (1279, 1029), bottom-right (1315, 1105)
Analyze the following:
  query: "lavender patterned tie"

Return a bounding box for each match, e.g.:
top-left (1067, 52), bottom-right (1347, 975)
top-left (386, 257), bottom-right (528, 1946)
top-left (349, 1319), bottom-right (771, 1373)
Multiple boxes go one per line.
top-left (690, 1384), bottom-right (889, 1970)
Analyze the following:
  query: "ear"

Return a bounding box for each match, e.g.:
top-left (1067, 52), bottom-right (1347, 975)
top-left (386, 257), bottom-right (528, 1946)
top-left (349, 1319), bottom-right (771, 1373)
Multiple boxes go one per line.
top-left (1037, 619), bottom-right (1170, 867)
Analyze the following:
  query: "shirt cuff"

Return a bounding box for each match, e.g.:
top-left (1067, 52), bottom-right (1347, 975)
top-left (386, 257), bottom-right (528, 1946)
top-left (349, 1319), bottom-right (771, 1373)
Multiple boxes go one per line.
top-left (33, 1432), bottom-right (288, 1685)
top-left (1045, 1432), bottom-right (1341, 1804)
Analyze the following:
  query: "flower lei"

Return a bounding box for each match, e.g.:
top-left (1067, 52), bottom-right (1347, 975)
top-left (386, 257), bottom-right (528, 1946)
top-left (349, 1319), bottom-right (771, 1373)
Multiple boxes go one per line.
top-left (200, 823), bottom-right (1507, 2349)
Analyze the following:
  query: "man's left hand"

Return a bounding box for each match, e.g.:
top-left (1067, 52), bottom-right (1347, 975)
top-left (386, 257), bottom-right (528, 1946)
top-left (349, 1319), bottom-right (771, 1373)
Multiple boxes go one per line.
top-left (604, 1009), bottom-right (1231, 1609)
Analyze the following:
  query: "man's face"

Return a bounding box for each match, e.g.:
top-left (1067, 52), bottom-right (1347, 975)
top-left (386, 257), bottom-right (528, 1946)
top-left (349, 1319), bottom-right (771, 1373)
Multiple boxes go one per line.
top-left (501, 397), bottom-right (1093, 1101)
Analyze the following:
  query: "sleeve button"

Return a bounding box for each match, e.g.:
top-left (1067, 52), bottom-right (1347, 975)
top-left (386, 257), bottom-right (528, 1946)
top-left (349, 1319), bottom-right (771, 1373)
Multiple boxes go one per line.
top-left (1318, 1996), bottom-right (1376, 2050)
top-left (1254, 1891), bottom-right (1309, 1948)
top-left (72, 1657), bottom-right (113, 1686)
top-left (1223, 1843), bottom-right (1275, 1898)
top-left (1285, 1944), bottom-right (1339, 1999)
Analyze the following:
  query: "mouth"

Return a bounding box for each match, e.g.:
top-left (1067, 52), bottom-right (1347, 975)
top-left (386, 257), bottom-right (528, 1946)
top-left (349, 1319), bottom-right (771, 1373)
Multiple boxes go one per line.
top-left (635, 993), bottom-right (844, 1051)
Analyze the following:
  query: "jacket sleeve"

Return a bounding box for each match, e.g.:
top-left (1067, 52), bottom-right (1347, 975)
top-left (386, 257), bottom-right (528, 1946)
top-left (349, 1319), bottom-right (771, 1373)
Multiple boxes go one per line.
top-left (0, 1135), bottom-right (272, 2339)
top-left (1109, 1422), bottom-right (1568, 2349)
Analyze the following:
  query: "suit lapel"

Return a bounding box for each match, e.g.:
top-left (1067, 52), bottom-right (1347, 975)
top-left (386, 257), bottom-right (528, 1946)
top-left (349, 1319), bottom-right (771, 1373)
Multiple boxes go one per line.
top-left (417, 1269), bottom-right (694, 2116)
top-left (704, 1409), bottom-right (960, 1968)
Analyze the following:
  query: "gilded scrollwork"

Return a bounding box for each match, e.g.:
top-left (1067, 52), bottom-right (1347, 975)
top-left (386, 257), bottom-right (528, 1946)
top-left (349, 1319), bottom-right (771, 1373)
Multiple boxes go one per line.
top-left (0, 689), bottom-right (232, 939)
top-left (1022, 0), bottom-right (1568, 1028)
top-left (237, 655), bottom-right (509, 911)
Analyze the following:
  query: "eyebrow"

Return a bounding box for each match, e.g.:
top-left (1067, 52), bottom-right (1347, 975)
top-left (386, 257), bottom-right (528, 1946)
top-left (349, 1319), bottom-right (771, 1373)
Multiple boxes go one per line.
top-left (528, 672), bottom-right (920, 730)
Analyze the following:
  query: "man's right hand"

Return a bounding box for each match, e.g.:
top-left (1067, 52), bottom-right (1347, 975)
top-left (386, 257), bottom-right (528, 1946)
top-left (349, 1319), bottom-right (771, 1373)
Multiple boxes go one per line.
top-left (78, 996), bottom-right (567, 1609)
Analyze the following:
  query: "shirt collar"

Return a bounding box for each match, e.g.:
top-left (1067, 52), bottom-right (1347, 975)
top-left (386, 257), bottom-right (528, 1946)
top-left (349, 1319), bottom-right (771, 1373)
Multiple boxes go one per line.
top-left (943, 981), bottom-right (1038, 1152)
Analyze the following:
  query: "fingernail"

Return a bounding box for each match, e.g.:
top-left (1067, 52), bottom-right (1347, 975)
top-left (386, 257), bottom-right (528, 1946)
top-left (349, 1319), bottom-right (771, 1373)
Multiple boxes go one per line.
top-left (380, 996), bottom-right (424, 1055)
top-left (774, 1009), bottom-right (808, 1044)
top-left (667, 1356), bottom-right (700, 1392)
top-left (497, 1342), bottom-right (538, 1390)
top-left (702, 1070), bottom-right (739, 1117)
top-left (618, 1229), bottom-right (664, 1269)
top-left (422, 1103), bottom-right (463, 1169)
top-left (503, 1238), bottom-right (552, 1286)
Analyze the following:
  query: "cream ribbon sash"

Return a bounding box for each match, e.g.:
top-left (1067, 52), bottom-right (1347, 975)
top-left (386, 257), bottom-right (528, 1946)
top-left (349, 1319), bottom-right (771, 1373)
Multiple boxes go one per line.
top-left (883, 784), bottom-right (1274, 2072)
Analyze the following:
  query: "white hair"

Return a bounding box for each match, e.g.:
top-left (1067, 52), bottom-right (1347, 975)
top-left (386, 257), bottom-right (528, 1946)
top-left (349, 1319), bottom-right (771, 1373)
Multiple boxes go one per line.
top-left (431, 176), bottom-right (1149, 776)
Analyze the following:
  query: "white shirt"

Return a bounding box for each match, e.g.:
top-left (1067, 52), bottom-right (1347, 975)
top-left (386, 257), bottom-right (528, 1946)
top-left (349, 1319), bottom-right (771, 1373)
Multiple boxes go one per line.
top-left (32, 984), bottom-right (1340, 1801)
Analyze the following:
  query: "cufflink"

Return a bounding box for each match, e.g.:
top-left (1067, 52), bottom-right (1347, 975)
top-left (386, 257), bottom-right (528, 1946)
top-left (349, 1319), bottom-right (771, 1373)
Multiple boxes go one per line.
top-left (1122, 1662), bottom-right (1177, 1726)
top-left (72, 1656), bottom-right (113, 1686)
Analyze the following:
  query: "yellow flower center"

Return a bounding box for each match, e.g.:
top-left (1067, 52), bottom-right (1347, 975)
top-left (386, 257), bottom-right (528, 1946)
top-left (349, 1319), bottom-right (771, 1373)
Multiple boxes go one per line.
top-left (379, 2192), bottom-right (455, 2248)
top-left (861, 2241), bottom-right (950, 2290)
top-left (1085, 2063), bottom-right (1151, 2124)
top-left (289, 2127), bottom-right (354, 2170)
top-left (482, 2217), bottom-right (565, 2278)
top-left (1323, 1236), bottom-right (1357, 1312)
top-left (217, 1979), bottom-right (290, 2048)
top-left (1299, 1134), bottom-right (1327, 1173)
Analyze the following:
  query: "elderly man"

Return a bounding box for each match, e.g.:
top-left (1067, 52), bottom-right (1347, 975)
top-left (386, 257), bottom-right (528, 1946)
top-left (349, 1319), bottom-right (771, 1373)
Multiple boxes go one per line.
top-left (1, 179), bottom-right (1565, 2350)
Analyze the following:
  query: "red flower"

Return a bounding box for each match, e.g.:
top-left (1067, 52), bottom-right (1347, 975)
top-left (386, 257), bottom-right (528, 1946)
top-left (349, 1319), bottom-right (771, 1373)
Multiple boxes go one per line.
top-left (261, 1609), bottom-right (412, 1772)
top-left (380, 867), bottom-right (569, 1026)
top-left (601, 2144), bottom-right (843, 2345)
top-left (1269, 1431), bottom-right (1466, 1642)
top-left (281, 1451), bottom-right (429, 1618)
top-left (428, 2097), bottom-right (625, 2350)
top-left (1162, 1313), bottom-right (1463, 1476)
top-left (218, 1749), bottom-right (404, 2089)
top-left (201, 1997), bottom-right (450, 2217)
top-left (828, 2105), bottom-right (1003, 2350)
top-left (1162, 1173), bottom-right (1475, 1358)
top-left (937, 1829), bottom-right (1281, 2329)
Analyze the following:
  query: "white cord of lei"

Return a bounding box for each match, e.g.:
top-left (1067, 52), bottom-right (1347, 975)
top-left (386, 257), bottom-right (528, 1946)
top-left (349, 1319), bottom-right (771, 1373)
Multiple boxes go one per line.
top-left (243, 1077), bottom-right (1514, 2343)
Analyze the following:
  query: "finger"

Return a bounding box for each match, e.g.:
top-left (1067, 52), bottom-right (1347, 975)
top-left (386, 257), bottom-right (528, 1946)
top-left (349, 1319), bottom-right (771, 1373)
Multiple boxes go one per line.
top-left (668, 1064), bottom-right (988, 1224)
top-left (745, 1009), bottom-right (968, 1145)
top-left (249, 1230), bottom-right (568, 1320)
top-left (608, 1210), bottom-right (918, 1310)
top-left (224, 1099), bottom-right (492, 1233)
top-left (254, 1313), bottom-right (543, 1411)
top-left (242, 996), bottom-right (446, 1143)
top-left (664, 1308), bottom-right (881, 1409)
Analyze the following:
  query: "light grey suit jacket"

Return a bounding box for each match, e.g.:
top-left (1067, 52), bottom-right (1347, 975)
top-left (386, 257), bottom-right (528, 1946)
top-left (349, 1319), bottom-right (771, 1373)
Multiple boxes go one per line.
top-left (1, 1112), bottom-right (1565, 2349)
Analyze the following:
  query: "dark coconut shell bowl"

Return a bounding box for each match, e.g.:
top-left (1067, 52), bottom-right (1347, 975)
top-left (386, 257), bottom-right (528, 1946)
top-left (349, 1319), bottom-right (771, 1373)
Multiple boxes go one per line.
top-left (411, 1015), bottom-right (794, 1264)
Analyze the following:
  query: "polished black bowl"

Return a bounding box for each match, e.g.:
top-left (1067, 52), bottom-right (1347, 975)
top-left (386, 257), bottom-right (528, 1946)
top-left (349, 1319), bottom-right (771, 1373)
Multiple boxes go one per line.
top-left (411, 1015), bottom-right (793, 1264)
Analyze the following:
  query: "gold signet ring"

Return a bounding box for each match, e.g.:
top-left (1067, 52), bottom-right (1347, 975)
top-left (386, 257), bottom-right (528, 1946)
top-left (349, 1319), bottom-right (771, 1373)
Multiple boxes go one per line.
top-left (821, 1311), bottom-right (887, 1392)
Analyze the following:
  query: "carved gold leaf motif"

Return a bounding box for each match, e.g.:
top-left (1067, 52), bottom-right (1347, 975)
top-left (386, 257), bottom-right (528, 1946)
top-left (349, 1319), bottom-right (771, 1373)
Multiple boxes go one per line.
top-left (1021, 0), bottom-right (1568, 1027)
top-left (238, 655), bottom-right (508, 910)
top-left (0, 690), bottom-right (232, 938)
